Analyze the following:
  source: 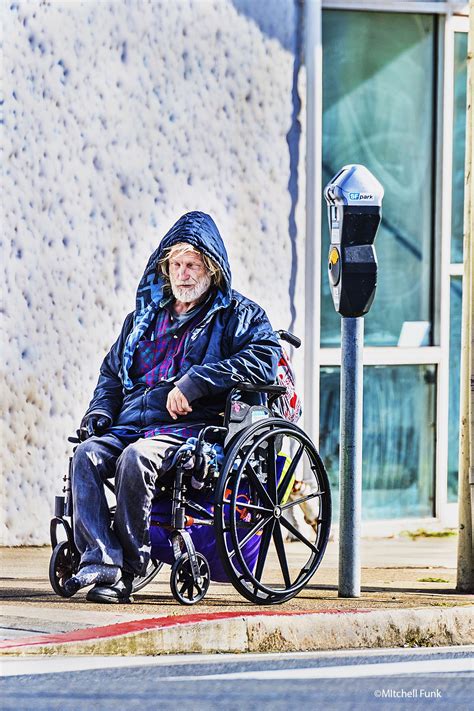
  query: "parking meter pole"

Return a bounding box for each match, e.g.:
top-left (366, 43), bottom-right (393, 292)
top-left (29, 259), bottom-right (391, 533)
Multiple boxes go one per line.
top-left (339, 316), bottom-right (364, 598)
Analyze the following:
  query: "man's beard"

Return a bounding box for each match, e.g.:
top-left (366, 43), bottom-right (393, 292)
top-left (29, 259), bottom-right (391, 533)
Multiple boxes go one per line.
top-left (170, 272), bottom-right (212, 304)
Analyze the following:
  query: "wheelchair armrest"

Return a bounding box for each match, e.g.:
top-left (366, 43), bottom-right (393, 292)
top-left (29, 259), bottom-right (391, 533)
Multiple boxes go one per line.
top-left (230, 382), bottom-right (287, 395)
top-left (227, 382), bottom-right (287, 418)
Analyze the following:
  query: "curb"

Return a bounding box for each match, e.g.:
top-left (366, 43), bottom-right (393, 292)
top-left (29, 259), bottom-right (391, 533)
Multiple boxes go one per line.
top-left (1, 606), bottom-right (473, 656)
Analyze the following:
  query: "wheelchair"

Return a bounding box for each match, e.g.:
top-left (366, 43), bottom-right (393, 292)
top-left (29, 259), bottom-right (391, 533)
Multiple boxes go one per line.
top-left (49, 331), bottom-right (332, 605)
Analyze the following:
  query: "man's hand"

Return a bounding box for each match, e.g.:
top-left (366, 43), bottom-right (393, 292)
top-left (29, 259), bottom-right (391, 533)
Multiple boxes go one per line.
top-left (79, 414), bottom-right (112, 441)
top-left (166, 386), bottom-right (192, 420)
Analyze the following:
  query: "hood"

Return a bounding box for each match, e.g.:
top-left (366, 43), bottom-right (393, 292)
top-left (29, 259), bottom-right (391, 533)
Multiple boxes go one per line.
top-left (135, 211), bottom-right (232, 312)
top-left (121, 212), bottom-right (231, 389)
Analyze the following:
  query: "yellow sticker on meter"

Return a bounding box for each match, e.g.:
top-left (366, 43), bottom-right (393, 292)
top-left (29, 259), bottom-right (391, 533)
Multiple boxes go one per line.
top-left (329, 247), bottom-right (340, 265)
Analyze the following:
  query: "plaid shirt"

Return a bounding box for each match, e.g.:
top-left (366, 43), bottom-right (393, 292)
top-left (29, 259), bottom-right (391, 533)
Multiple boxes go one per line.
top-left (130, 298), bottom-right (210, 386)
top-left (129, 297), bottom-right (212, 440)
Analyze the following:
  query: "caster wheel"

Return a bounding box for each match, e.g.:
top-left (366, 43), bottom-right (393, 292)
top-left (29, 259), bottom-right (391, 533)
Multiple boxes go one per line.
top-left (49, 541), bottom-right (75, 597)
top-left (170, 552), bottom-right (210, 605)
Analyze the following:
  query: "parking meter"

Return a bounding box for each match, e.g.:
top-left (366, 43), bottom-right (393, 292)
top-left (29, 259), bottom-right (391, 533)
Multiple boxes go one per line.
top-left (324, 164), bottom-right (384, 317)
top-left (323, 164), bottom-right (384, 599)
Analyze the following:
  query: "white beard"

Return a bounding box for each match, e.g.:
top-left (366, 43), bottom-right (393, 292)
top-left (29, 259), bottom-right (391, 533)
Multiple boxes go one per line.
top-left (170, 272), bottom-right (212, 303)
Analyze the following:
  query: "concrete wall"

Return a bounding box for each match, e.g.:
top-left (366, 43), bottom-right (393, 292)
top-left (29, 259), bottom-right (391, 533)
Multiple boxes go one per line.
top-left (2, 0), bottom-right (306, 544)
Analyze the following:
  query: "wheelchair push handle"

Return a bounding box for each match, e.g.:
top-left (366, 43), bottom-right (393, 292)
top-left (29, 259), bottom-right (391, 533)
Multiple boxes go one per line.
top-left (277, 329), bottom-right (301, 349)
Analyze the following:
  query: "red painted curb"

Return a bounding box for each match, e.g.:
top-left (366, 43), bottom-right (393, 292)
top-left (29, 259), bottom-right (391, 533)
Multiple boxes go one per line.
top-left (0, 609), bottom-right (371, 650)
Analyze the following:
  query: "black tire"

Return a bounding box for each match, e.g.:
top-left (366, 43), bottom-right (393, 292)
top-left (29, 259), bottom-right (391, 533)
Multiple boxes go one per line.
top-left (170, 552), bottom-right (210, 605)
top-left (132, 558), bottom-right (164, 592)
top-left (49, 541), bottom-right (76, 597)
top-left (214, 418), bottom-right (331, 604)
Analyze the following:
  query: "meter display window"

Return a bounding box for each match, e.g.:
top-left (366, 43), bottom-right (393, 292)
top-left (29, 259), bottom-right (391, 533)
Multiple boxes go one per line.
top-left (321, 10), bottom-right (435, 347)
top-left (320, 365), bottom-right (436, 520)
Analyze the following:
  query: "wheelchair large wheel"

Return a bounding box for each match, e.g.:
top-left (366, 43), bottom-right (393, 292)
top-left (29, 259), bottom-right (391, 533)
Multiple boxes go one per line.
top-left (132, 558), bottom-right (164, 592)
top-left (214, 418), bottom-right (331, 604)
top-left (49, 540), bottom-right (76, 597)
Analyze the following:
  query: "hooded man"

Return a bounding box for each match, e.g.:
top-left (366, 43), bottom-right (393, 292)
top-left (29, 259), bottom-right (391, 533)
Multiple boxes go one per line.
top-left (65, 211), bottom-right (281, 603)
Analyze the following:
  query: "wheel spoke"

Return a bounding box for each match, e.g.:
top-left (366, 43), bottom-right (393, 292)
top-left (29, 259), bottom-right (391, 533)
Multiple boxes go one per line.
top-left (253, 518), bottom-right (275, 582)
top-left (266, 435), bottom-right (278, 504)
top-left (244, 462), bottom-right (274, 508)
top-left (229, 515), bottom-right (271, 560)
top-left (282, 491), bottom-right (324, 511)
top-left (280, 516), bottom-right (319, 553)
top-left (273, 520), bottom-right (291, 587)
top-left (223, 499), bottom-right (273, 515)
top-left (278, 443), bottom-right (305, 504)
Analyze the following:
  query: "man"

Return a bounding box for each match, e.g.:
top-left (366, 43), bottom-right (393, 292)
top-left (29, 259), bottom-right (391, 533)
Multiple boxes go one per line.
top-left (65, 211), bottom-right (281, 603)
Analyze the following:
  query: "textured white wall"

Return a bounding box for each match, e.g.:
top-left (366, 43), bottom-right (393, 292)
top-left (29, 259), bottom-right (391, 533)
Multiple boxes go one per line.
top-left (2, 0), bottom-right (306, 544)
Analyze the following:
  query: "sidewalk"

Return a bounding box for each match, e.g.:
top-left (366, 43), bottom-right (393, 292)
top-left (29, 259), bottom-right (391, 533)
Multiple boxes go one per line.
top-left (1, 535), bottom-right (472, 655)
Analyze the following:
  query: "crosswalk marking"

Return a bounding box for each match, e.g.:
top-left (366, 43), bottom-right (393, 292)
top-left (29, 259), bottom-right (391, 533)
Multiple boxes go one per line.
top-left (2, 650), bottom-right (473, 679)
top-left (169, 657), bottom-right (473, 680)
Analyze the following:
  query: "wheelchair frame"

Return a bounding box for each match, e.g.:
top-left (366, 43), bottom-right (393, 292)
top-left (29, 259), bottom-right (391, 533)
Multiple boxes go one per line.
top-left (49, 332), bottom-right (332, 605)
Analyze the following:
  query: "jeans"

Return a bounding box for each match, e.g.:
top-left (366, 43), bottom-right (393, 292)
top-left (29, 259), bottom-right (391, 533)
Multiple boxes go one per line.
top-left (71, 432), bottom-right (183, 576)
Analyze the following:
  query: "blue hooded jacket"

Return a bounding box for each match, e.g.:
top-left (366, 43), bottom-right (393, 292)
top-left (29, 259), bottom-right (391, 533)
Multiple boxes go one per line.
top-left (83, 211), bottom-right (281, 430)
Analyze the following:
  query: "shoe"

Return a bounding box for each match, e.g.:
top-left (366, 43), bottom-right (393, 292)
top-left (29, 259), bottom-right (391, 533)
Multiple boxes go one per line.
top-left (63, 576), bottom-right (82, 598)
top-left (86, 572), bottom-right (134, 604)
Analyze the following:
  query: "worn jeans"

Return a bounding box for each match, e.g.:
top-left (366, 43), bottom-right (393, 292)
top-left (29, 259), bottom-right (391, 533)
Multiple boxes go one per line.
top-left (71, 433), bottom-right (183, 576)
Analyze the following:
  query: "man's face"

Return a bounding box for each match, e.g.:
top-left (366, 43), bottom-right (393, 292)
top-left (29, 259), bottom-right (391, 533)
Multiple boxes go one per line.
top-left (168, 249), bottom-right (212, 303)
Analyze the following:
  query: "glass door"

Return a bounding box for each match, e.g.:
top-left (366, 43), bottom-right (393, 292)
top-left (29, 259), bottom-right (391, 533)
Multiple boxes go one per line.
top-left (320, 9), bottom-right (439, 521)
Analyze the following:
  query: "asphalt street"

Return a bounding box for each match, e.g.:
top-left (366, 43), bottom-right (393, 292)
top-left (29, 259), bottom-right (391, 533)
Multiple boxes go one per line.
top-left (1, 646), bottom-right (472, 710)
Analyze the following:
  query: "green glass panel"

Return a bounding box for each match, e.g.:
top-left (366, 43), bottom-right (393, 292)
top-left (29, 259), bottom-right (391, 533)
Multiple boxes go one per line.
top-left (451, 32), bottom-right (468, 263)
top-left (448, 277), bottom-right (463, 502)
top-left (320, 364), bottom-right (436, 520)
top-left (322, 11), bottom-right (435, 346)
